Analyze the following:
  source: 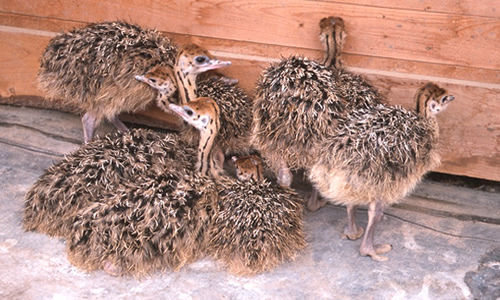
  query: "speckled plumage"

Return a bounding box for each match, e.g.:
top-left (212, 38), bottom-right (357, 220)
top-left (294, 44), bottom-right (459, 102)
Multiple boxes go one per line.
top-left (309, 103), bottom-right (440, 206)
top-left (208, 177), bottom-right (306, 275)
top-left (64, 98), bottom-right (221, 276)
top-left (252, 17), bottom-right (382, 181)
top-left (67, 162), bottom-right (217, 276)
top-left (38, 21), bottom-right (177, 123)
top-left (25, 95), bottom-right (303, 276)
top-left (252, 57), bottom-right (344, 172)
top-left (23, 129), bottom-right (196, 238)
top-left (252, 59), bottom-right (383, 172)
top-left (25, 97), bottom-right (225, 276)
top-left (308, 83), bottom-right (454, 261)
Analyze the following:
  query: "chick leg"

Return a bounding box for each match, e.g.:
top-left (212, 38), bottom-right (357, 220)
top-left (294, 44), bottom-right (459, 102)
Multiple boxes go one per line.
top-left (306, 187), bottom-right (327, 212)
top-left (277, 159), bottom-right (292, 187)
top-left (211, 143), bottom-right (225, 175)
top-left (110, 116), bottom-right (129, 132)
top-left (341, 205), bottom-right (364, 240)
top-left (82, 112), bottom-right (96, 143)
top-left (359, 200), bottom-right (392, 261)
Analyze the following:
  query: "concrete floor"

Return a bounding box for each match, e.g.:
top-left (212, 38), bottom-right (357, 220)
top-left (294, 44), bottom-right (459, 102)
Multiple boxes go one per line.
top-left (1, 104), bottom-right (499, 300)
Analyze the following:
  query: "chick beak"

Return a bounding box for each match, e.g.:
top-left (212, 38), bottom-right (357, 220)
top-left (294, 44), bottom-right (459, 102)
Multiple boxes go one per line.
top-left (199, 59), bottom-right (231, 72)
top-left (135, 75), bottom-right (146, 83)
top-left (168, 103), bottom-right (189, 121)
top-left (443, 95), bottom-right (455, 103)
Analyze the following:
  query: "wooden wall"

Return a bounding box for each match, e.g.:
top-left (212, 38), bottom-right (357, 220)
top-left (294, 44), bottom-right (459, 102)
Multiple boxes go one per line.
top-left (0, 0), bottom-right (499, 181)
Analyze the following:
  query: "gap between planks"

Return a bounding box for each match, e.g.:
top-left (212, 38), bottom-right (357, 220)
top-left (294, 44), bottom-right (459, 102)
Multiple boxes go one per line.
top-left (1, 24), bottom-right (499, 90)
top-left (307, 0), bottom-right (500, 19)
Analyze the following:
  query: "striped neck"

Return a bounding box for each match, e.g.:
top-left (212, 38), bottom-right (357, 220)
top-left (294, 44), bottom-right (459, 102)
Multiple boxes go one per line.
top-left (197, 107), bottom-right (220, 177)
top-left (319, 17), bottom-right (345, 69)
top-left (415, 88), bottom-right (433, 119)
top-left (322, 32), bottom-right (339, 68)
top-left (197, 132), bottom-right (214, 176)
top-left (174, 68), bottom-right (198, 105)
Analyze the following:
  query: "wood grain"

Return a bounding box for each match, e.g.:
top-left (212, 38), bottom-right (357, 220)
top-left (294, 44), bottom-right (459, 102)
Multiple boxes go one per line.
top-left (2, 13), bottom-right (498, 86)
top-left (0, 5), bottom-right (498, 181)
top-left (0, 31), bottom-right (46, 97)
top-left (1, 0), bottom-right (499, 70)
top-left (315, 0), bottom-right (500, 18)
top-left (167, 32), bottom-right (500, 86)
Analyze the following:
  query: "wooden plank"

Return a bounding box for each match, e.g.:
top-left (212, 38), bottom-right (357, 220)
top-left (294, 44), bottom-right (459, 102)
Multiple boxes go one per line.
top-left (1, 0), bottom-right (498, 70)
top-left (0, 30), bottom-right (46, 97)
top-left (1, 13), bottom-right (498, 86)
top-left (167, 32), bottom-right (500, 85)
top-left (0, 16), bottom-right (498, 181)
top-left (315, 0), bottom-right (500, 18)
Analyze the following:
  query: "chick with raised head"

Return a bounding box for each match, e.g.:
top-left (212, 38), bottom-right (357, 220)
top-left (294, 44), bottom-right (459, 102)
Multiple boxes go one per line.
top-left (252, 16), bottom-right (382, 195)
top-left (306, 16), bottom-right (384, 211)
top-left (66, 97), bottom-right (222, 276)
top-left (309, 83), bottom-right (454, 261)
top-left (138, 61), bottom-right (254, 164)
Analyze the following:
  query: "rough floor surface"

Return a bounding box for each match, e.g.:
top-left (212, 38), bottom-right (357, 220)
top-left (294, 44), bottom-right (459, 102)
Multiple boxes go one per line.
top-left (1, 104), bottom-right (499, 299)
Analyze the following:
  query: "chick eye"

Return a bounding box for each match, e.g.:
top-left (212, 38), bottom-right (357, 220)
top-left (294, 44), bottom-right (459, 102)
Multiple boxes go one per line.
top-left (149, 78), bottom-right (157, 83)
top-left (185, 107), bottom-right (194, 116)
top-left (195, 56), bottom-right (208, 64)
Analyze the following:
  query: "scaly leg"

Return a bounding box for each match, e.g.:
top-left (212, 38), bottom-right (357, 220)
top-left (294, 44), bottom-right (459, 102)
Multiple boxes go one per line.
top-left (110, 116), bottom-right (129, 132)
top-left (306, 187), bottom-right (327, 212)
top-left (277, 159), bottom-right (292, 187)
top-left (341, 205), bottom-right (364, 240)
top-left (211, 144), bottom-right (225, 175)
top-left (359, 200), bottom-right (392, 261)
top-left (82, 112), bottom-right (96, 143)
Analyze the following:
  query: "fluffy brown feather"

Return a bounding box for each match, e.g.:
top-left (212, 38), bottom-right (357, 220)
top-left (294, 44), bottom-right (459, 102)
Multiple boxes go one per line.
top-left (309, 83), bottom-right (454, 261)
top-left (252, 17), bottom-right (382, 187)
top-left (38, 21), bottom-right (177, 126)
top-left (208, 176), bottom-right (306, 276)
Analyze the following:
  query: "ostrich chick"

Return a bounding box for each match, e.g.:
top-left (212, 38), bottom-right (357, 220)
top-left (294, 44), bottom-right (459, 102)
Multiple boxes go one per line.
top-left (231, 155), bottom-right (263, 182)
top-left (67, 97), bottom-right (222, 276)
top-left (208, 154), bottom-right (306, 276)
top-left (252, 16), bottom-right (381, 192)
top-left (39, 21), bottom-right (229, 142)
top-left (307, 16), bottom-right (384, 212)
top-left (308, 83), bottom-right (454, 261)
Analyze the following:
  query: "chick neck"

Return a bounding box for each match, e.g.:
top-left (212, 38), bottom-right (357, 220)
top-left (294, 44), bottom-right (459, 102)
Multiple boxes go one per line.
top-left (319, 17), bottom-right (346, 69)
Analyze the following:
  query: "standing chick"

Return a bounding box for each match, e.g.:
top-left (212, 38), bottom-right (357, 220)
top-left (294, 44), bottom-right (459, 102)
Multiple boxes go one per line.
top-left (307, 16), bottom-right (384, 211)
top-left (252, 16), bottom-right (382, 192)
top-left (39, 22), bottom-right (230, 142)
top-left (38, 21), bottom-right (176, 142)
top-left (308, 83), bottom-right (454, 261)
